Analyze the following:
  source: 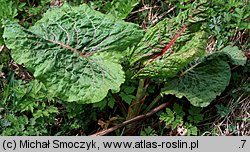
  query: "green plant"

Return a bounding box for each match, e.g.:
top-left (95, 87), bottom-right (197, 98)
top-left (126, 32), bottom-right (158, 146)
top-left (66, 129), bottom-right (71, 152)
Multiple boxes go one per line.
top-left (0, 78), bottom-right (99, 135)
top-left (185, 123), bottom-right (198, 136)
top-left (0, 79), bottom-right (57, 135)
top-left (0, 0), bottom-right (51, 45)
top-left (216, 104), bottom-right (231, 118)
top-left (140, 126), bottom-right (157, 136)
top-left (187, 106), bottom-right (204, 124)
top-left (1, 1), bottom-right (249, 136)
top-left (15, 0), bottom-right (51, 27)
top-left (159, 103), bottom-right (199, 136)
top-left (4, 1), bottom-right (246, 108)
top-left (3, 4), bottom-right (143, 104)
top-left (159, 103), bottom-right (184, 129)
top-left (207, 0), bottom-right (250, 49)
top-left (56, 102), bottom-right (98, 135)
top-left (0, 0), bottom-right (18, 45)
top-left (89, 0), bottom-right (139, 19)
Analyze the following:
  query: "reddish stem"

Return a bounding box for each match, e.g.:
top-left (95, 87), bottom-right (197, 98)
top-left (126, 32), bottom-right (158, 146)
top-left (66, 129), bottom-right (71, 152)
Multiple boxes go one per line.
top-left (151, 24), bottom-right (187, 59)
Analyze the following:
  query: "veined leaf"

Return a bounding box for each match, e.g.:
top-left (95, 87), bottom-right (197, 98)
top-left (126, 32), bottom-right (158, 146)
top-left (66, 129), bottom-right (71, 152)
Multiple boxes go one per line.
top-left (131, 28), bottom-right (207, 78)
top-left (3, 4), bottom-right (143, 104)
top-left (161, 45), bottom-right (246, 107)
top-left (129, 18), bottom-right (188, 65)
top-left (221, 46), bottom-right (247, 65)
top-left (162, 53), bottom-right (231, 107)
top-left (129, 4), bottom-right (208, 79)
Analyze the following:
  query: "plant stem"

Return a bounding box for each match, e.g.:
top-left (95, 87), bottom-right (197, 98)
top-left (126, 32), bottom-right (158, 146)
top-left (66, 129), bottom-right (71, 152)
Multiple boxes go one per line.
top-left (110, 92), bottom-right (127, 117)
top-left (125, 79), bottom-right (148, 134)
top-left (143, 94), bottom-right (162, 113)
top-left (126, 79), bottom-right (146, 120)
top-left (90, 102), bottom-right (170, 136)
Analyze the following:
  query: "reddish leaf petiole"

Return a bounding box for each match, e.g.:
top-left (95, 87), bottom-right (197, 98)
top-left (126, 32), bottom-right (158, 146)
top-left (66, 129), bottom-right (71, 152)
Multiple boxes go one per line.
top-left (150, 24), bottom-right (187, 60)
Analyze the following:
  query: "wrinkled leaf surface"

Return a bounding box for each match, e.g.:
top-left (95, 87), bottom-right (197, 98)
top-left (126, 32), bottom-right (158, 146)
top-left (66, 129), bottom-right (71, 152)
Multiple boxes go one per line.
top-left (3, 4), bottom-right (143, 103)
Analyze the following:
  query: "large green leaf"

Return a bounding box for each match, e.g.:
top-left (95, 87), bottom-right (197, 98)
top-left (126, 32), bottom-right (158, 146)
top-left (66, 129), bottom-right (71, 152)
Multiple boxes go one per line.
top-left (130, 1), bottom-right (207, 79)
top-left (161, 45), bottom-right (247, 107)
top-left (147, 31), bottom-right (206, 78)
top-left (162, 53), bottom-right (231, 107)
top-left (221, 46), bottom-right (247, 65)
top-left (3, 4), bottom-right (143, 104)
top-left (130, 21), bottom-right (207, 78)
top-left (129, 4), bottom-right (208, 79)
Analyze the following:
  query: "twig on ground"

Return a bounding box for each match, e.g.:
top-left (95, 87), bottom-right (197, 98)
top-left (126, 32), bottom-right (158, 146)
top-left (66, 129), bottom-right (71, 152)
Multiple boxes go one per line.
top-left (90, 102), bottom-right (170, 136)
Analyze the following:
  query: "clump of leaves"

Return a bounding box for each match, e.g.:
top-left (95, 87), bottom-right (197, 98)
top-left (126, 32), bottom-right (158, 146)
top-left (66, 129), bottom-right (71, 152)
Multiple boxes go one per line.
top-left (140, 126), bottom-right (157, 136)
top-left (88, 0), bottom-right (139, 19)
top-left (56, 102), bottom-right (98, 135)
top-left (0, 80), bottom-right (58, 135)
top-left (0, 79), bottom-right (98, 135)
top-left (15, 0), bottom-right (51, 28)
top-left (1, 0), bottom-right (249, 136)
top-left (215, 104), bottom-right (231, 118)
top-left (128, 1), bottom-right (247, 107)
top-left (159, 103), bottom-right (200, 136)
top-left (207, 0), bottom-right (250, 49)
